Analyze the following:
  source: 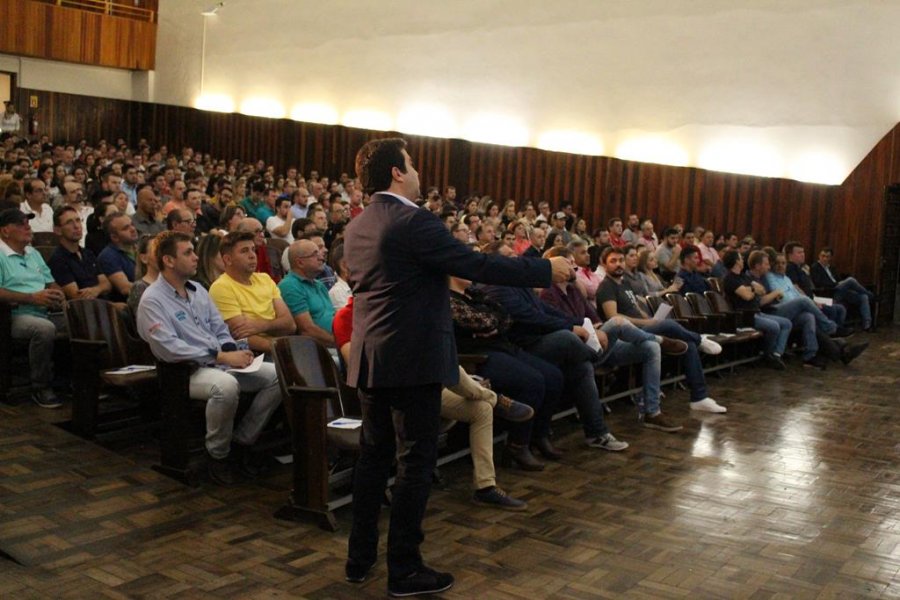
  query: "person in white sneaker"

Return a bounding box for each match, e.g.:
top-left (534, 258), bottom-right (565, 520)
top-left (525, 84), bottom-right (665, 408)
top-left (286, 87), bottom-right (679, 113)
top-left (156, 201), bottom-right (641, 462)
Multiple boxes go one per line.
top-left (597, 246), bottom-right (726, 414)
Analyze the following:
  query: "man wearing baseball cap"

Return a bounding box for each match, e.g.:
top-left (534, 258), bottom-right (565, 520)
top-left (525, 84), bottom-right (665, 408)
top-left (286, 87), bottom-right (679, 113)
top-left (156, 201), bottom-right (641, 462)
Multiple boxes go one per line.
top-left (0, 208), bottom-right (66, 408)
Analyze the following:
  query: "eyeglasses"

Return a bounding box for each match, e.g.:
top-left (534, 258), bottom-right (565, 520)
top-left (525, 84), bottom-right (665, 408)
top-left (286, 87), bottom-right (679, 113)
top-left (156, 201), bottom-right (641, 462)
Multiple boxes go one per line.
top-left (179, 218), bottom-right (196, 225)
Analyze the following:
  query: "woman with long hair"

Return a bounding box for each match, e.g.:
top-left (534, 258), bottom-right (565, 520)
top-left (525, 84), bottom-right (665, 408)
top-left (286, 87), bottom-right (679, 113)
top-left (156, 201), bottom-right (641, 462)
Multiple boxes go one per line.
top-left (127, 234), bottom-right (161, 316)
top-left (635, 248), bottom-right (683, 297)
top-left (194, 234), bottom-right (225, 290)
top-left (510, 221), bottom-right (531, 256)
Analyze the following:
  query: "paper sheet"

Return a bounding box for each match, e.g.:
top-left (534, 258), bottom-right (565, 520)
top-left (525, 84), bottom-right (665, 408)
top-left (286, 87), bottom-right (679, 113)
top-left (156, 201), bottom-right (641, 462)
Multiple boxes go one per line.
top-left (584, 318), bottom-right (602, 352)
top-left (226, 352), bottom-right (265, 374)
top-left (106, 365), bottom-right (156, 375)
top-left (813, 296), bottom-right (833, 306)
top-left (328, 418), bottom-right (362, 430)
top-left (653, 302), bottom-right (673, 321)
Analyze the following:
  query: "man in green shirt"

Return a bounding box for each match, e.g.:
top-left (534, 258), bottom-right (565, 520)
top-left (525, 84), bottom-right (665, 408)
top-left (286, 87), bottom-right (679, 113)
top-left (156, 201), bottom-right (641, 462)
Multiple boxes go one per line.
top-left (278, 239), bottom-right (336, 348)
top-left (0, 209), bottom-right (66, 408)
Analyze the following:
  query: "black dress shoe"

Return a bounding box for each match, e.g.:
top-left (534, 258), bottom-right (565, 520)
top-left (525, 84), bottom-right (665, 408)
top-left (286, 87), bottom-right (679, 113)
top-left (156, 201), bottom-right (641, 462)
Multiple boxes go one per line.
top-left (530, 436), bottom-right (564, 460)
top-left (207, 453), bottom-right (235, 486)
top-left (831, 326), bottom-right (854, 338)
top-left (345, 560), bottom-right (374, 583)
top-left (841, 341), bottom-right (869, 365)
top-left (502, 442), bottom-right (545, 471)
top-left (388, 566), bottom-right (454, 597)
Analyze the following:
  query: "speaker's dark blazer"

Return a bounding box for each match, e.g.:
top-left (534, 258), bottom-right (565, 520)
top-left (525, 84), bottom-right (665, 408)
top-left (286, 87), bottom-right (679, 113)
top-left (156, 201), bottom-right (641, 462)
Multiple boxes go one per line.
top-left (343, 193), bottom-right (551, 389)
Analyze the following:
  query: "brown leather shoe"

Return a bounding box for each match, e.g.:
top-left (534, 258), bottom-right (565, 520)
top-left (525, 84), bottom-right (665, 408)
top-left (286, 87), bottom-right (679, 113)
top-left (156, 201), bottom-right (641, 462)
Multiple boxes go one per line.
top-left (659, 337), bottom-right (688, 356)
top-left (502, 442), bottom-right (545, 471)
top-left (531, 436), bottom-right (564, 460)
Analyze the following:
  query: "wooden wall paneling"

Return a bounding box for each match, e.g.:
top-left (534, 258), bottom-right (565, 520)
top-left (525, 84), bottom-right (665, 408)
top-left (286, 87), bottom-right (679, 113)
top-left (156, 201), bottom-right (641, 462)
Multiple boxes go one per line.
top-left (15, 88), bottom-right (899, 284)
top-left (0, 2), bottom-right (155, 70)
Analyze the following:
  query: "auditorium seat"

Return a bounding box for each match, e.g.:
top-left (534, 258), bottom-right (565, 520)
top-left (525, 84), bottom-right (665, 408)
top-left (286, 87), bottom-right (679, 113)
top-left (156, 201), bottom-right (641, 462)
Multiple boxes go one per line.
top-left (64, 298), bottom-right (157, 438)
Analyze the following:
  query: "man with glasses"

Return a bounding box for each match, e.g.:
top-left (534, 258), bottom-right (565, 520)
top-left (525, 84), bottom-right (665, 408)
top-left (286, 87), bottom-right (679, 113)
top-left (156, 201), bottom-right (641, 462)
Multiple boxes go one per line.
top-left (20, 179), bottom-right (54, 233)
top-left (48, 206), bottom-right (111, 301)
top-left (0, 208), bottom-right (66, 408)
top-left (60, 182), bottom-right (92, 245)
top-left (278, 238), bottom-right (336, 348)
top-left (167, 208), bottom-right (197, 238)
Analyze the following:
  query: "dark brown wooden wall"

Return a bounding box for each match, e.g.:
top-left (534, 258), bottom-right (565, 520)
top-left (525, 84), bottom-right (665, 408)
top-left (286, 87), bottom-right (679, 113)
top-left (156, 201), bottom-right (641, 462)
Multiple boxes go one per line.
top-left (0, 1), bottom-right (156, 70)
top-left (16, 87), bottom-right (899, 287)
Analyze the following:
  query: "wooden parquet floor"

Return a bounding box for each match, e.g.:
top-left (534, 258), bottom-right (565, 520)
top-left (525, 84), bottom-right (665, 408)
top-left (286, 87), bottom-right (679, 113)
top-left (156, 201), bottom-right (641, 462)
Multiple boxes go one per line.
top-left (1, 328), bottom-right (899, 599)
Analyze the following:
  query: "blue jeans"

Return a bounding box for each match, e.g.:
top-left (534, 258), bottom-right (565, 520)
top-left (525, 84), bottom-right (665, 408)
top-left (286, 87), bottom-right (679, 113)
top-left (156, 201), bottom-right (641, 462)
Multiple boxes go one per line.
top-left (821, 303), bottom-right (846, 327)
top-left (641, 319), bottom-right (709, 401)
top-left (10, 313), bottom-right (65, 389)
top-left (477, 348), bottom-right (563, 444)
top-left (834, 278), bottom-right (873, 328)
top-left (599, 317), bottom-right (662, 414)
top-left (754, 313), bottom-right (792, 356)
top-left (770, 297), bottom-right (836, 334)
top-left (522, 329), bottom-right (608, 439)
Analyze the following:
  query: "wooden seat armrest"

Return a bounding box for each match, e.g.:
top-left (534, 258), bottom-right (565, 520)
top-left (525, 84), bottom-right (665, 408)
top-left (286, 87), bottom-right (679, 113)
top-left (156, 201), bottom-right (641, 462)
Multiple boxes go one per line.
top-left (69, 338), bottom-right (109, 349)
top-left (459, 353), bottom-right (488, 365)
top-left (286, 384), bottom-right (340, 398)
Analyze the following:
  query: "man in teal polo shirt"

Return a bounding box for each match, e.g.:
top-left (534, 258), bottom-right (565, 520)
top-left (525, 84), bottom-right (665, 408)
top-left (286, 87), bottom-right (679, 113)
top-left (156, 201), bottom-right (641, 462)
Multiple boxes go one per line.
top-left (278, 239), bottom-right (336, 348)
top-left (0, 209), bottom-right (66, 408)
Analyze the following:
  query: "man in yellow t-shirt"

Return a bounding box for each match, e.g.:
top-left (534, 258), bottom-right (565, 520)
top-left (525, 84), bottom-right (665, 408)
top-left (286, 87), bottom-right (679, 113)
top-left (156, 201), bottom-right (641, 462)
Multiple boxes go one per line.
top-left (209, 231), bottom-right (296, 353)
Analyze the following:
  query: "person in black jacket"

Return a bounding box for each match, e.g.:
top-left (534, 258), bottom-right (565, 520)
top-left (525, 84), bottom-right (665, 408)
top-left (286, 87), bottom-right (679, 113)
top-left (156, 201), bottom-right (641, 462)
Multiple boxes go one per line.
top-left (342, 138), bottom-right (573, 596)
top-left (810, 247), bottom-right (875, 330)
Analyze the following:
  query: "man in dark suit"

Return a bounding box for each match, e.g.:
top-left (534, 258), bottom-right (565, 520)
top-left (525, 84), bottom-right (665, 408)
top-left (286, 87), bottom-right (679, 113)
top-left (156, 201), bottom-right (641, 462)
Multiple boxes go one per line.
top-left (343, 138), bottom-right (572, 597)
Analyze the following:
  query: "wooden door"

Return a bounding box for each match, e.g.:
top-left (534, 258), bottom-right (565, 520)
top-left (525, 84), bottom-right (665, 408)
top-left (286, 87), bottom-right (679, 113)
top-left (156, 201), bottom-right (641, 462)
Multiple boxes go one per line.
top-left (878, 185), bottom-right (900, 324)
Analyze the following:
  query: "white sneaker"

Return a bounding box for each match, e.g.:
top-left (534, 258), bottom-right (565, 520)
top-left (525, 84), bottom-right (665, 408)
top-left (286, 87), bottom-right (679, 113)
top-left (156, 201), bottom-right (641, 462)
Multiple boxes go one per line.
top-left (586, 433), bottom-right (629, 452)
top-left (698, 335), bottom-right (722, 355)
top-left (690, 397), bottom-right (727, 413)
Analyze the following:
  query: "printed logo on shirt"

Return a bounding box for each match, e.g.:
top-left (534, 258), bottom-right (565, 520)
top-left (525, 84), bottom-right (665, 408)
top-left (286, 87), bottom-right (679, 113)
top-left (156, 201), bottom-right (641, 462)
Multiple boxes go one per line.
top-left (175, 310), bottom-right (187, 321)
top-left (147, 322), bottom-right (161, 335)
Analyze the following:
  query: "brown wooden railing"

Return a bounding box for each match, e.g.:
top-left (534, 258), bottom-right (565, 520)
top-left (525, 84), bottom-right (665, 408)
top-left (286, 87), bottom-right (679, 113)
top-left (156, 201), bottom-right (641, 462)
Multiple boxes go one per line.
top-left (36, 0), bottom-right (156, 22)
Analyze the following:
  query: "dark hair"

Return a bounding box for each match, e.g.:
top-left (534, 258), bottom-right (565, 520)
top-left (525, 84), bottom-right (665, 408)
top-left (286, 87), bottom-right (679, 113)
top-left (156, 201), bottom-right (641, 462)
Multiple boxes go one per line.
top-left (103, 211), bottom-right (129, 236)
top-left (52, 205), bottom-right (78, 227)
top-left (543, 246), bottom-right (571, 259)
top-left (155, 231), bottom-right (192, 271)
top-left (292, 217), bottom-right (313, 239)
top-left (601, 245), bottom-right (624, 264)
top-left (355, 138), bottom-right (407, 194)
top-left (588, 244), bottom-right (605, 271)
top-left (663, 227), bottom-right (679, 237)
top-left (680, 245), bottom-right (699, 263)
top-left (166, 208), bottom-right (191, 230)
top-left (328, 239), bottom-right (345, 275)
top-left (481, 240), bottom-right (509, 255)
top-left (219, 230), bottom-right (256, 255)
top-left (219, 205), bottom-right (244, 229)
top-left (747, 250), bottom-right (769, 270)
top-left (783, 240), bottom-right (803, 257)
top-left (722, 249), bottom-right (742, 270)
top-left (819, 246), bottom-right (833, 255)
top-left (23, 178), bottom-right (43, 195)
top-left (608, 217), bottom-right (622, 228)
